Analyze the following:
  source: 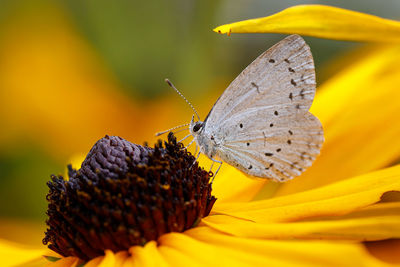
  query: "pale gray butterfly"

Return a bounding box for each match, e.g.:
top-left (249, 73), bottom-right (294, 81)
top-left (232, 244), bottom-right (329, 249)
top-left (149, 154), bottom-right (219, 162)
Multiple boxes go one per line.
top-left (157, 34), bottom-right (324, 182)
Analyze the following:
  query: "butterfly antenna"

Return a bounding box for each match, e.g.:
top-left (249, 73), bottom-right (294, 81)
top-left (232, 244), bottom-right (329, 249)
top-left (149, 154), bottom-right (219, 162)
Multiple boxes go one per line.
top-left (155, 123), bottom-right (190, 136)
top-left (165, 79), bottom-right (201, 121)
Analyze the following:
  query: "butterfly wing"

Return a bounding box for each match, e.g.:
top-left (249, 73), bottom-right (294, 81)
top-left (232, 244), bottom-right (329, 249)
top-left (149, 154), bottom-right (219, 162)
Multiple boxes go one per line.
top-left (204, 34), bottom-right (315, 126)
top-left (216, 111), bottom-right (323, 181)
top-left (203, 34), bottom-right (323, 181)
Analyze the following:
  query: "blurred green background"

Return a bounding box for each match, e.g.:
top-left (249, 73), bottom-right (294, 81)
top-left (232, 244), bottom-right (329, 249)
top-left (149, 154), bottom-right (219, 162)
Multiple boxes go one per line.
top-left (0, 0), bottom-right (399, 243)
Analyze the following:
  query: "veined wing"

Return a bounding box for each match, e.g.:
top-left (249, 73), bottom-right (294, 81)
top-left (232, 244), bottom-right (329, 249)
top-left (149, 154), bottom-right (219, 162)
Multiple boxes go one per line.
top-left (204, 34), bottom-right (315, 130)
top-left (216, 112), bottom-right (323, 181)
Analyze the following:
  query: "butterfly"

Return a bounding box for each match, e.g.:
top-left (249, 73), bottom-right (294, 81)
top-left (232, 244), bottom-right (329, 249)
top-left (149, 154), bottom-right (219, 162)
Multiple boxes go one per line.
top-left (160, 34), bottom-right (324, 182)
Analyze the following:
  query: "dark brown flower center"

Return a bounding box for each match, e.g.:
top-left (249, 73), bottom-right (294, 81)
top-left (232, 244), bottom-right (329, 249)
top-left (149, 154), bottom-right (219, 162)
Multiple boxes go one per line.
top-left (43, 133), bottom-right (216, 261)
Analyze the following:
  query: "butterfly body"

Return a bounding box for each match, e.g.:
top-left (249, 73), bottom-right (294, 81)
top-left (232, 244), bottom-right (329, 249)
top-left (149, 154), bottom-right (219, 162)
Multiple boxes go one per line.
top-left (190, 119), bottom-right (218, 159)
top-left (188, 34), bottom-right (323, 182)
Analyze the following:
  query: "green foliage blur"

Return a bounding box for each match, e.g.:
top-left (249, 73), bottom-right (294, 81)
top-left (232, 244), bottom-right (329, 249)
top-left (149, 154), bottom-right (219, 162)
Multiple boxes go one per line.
top-left (0, 0), bottom-right (398, 226)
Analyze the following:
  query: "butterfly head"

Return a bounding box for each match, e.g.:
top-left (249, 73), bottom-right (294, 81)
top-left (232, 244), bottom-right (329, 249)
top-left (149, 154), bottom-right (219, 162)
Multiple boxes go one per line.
top-left (189, 115), bottom-right (204, 137)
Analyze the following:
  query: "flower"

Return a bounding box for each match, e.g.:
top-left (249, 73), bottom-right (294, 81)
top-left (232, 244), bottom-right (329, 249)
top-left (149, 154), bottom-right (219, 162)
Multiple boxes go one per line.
top-left (3, 4), bottom-right (400, 266)
top-left (213, 4), bottom-right (400, 42)
top-left (43, 134), bottom-right (215, 261)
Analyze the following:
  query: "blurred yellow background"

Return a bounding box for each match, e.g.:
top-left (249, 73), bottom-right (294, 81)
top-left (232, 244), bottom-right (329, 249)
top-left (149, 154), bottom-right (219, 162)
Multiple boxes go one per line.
top-left (0, 0), bottom-right (399, 246)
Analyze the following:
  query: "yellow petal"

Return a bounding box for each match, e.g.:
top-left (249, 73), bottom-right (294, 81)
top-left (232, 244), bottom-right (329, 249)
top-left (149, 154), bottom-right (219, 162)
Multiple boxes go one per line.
top-left (160, 231), bottom-right (304, 266)
top-left (0, 239), bottom-right (46, 266)
top-left (273, 44), bottom-right (400, 196)
top-left (128, 241), bottom-right (169, 267)
top-left (158, 245), bottom-right (203, 267)
top-left (203, 202), bottom-right (400, 241)
top-left (214, 5), bottom-right (400, 42)
top-left (209, 159), bottom-right (267, 203)
top-left (183, 227), bottom-right (387, 266)
top-left (84, 256), bottom-right (104, 267)
top-left (214, 165), bottom-right (400, 223)
top-left (46, 257), bottom-right (80, 267)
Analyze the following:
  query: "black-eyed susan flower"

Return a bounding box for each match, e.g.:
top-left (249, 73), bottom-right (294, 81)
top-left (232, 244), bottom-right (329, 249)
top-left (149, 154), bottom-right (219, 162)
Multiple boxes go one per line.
top-left (2, 4), bottom-right (400, 266)
top-left (42, 133), bottom-right (216, 261)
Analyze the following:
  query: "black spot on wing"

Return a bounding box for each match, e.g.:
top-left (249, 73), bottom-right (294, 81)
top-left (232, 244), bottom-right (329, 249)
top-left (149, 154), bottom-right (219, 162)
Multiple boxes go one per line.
top-left (251, 82), bottom-right (260, 93)
top-left (265, 163), bottom-right (274, 170)
top-left (300, 89), bottom-right (305, 99)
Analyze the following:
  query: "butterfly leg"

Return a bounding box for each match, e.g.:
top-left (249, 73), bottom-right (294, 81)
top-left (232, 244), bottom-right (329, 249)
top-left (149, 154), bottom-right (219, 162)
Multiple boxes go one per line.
top-left (178, 133), bottom-right (191, 144)
top-left (190, 151), bottom-right (201, 169)
top-left (184, 138), bottom-right (195, 150)
top-left (210, 158), bottom-right (223, 183)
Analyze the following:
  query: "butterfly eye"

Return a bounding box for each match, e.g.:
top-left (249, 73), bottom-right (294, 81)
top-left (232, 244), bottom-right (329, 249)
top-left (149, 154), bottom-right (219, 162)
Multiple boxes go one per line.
top-left (193, 123), bottom-right (202, 132)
